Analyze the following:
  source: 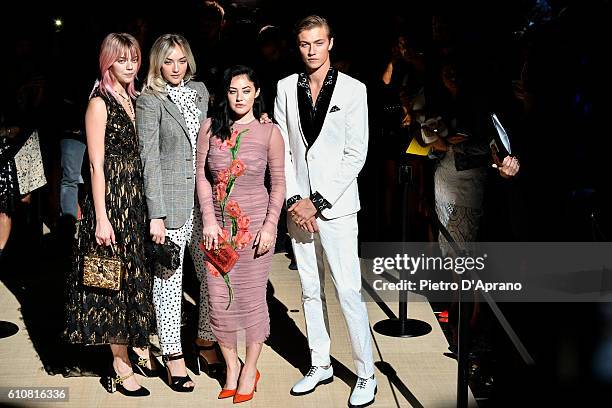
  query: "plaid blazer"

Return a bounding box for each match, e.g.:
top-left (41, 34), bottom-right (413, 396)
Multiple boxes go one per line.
top-left (136, 81), bottom-right (209, 229)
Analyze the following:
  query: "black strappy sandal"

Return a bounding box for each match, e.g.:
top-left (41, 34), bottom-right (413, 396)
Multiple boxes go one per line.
top-left (104, 364), bottom-right (150, 397)
top-left (128, 348), bottom-right (160, 377)
top-left (162, 353), bottom-right (195, 393)
top-left (194, 342), bottom-right (225, 377)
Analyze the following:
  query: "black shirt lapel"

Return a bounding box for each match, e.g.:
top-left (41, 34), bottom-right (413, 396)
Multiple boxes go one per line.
top-left (296, 68), bottom-right (338, 149)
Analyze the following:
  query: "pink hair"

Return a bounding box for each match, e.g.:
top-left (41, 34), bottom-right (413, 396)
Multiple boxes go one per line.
top-left (98, 33), bottom-right (141, 98)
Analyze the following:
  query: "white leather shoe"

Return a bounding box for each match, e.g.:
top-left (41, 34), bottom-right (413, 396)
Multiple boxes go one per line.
top-left (349, 375), bottom-right (377, 408)
top-left (290, 365), bottom-right (334, 396)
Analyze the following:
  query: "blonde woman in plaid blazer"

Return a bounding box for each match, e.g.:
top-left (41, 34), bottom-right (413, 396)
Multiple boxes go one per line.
top-left (136, 33), bottom-right (221, 392)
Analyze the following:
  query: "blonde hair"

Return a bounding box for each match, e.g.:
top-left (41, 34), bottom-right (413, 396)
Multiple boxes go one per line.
top-left (294, 15), bottom-right (333, 39)
top-left (143, 34), bottom-right (197, 96)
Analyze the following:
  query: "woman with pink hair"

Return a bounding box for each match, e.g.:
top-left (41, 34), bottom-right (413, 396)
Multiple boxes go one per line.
top-left (64, 33), bottom-right (155, 397)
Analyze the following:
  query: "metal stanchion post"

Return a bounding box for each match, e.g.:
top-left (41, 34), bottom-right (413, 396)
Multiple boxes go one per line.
top-left (0, 321), bottom-right (19, 339)
top-left (374, 164), bottom-right (432, 338)
top-left (456, 285), bottom-right (470, 407)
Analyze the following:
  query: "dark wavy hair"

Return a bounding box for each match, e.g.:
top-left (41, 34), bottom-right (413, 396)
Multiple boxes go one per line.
top-left (210, 65), bottom-right (264, 141)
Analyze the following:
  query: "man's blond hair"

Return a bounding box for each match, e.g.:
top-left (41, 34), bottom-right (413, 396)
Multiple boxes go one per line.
top-left (294, 15), bottom-right (333, 39)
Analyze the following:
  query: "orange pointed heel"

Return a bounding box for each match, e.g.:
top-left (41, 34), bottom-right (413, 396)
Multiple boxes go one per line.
top-left (218, 388), bottom-right (237, 399)
top-left (233, 370), bottom-right (260, 404)
top-left (219, 358), bottom-right (244, 399)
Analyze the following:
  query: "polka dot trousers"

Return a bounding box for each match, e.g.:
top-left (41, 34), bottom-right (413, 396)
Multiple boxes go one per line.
top-left (153, 207), bottom-right (215, 356)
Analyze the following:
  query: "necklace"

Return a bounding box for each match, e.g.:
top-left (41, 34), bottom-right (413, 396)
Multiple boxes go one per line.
top-left (114, 90), bottom-right (135, 122)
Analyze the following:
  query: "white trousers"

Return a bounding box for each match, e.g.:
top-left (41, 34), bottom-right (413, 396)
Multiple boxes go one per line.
top-left (153, 207), bottom-right (215, 356)
top-left (288, 213), bottom-right (375, 378)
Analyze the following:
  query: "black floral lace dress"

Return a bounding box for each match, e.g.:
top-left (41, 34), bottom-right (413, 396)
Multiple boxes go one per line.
top-left (64, 87), bottom-right (154, 347)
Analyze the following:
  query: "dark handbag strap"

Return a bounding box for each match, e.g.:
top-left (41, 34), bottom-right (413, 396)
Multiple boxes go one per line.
top-left (89, 243), bottom-right (121, 259)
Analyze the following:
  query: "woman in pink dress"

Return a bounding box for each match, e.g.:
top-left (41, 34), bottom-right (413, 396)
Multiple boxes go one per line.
top-left (196, 65), bottom-right (285, 403)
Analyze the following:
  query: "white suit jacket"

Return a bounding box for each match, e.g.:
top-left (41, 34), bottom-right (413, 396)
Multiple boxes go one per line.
top-left (274, 72), bottom-right (368, 220)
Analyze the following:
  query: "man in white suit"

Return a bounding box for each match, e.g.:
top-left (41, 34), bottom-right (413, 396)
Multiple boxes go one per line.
top-left (274, 15), bottom-right (376, 408)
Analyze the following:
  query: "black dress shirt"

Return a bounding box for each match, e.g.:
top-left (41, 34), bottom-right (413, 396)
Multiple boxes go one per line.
top-left (297, 67), bottom-right (338, 148)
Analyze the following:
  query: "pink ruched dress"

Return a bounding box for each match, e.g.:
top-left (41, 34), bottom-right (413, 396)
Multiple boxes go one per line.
top-left (196, 118), bottom-right (285, 348)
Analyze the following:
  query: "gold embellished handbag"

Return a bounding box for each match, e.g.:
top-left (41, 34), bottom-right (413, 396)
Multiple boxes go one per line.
top-left (83, 245), bottom-right (124, 291)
